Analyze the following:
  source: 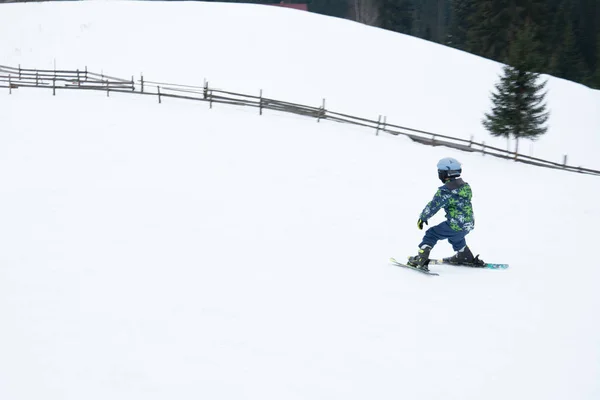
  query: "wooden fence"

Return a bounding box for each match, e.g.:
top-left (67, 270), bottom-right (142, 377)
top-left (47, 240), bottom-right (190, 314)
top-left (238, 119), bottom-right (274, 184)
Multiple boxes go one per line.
top-left (0, 64), bottom-right (134, 94)
top-left (1, 64), bottom-right (598, 177)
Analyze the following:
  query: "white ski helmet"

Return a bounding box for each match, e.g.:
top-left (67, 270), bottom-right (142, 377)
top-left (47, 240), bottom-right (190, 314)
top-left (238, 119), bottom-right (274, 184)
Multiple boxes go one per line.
top-left (437, 157), bottom-right (462, 180)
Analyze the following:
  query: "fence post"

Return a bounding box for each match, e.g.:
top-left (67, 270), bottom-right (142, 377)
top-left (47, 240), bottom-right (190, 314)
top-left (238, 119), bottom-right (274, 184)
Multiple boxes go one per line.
top-left (482, 141), bottom-right (486, 156)
top-left (317, 98), bottom-right (325, 122)
top-left (563, 155), bottom-right (567, 168)
top-left (106, 79), bottom-right (110, 97)
top-left (209, 89), bottom-right (213, 109)
top-left (85, 66), bottom-right (88, 81)
top-left (259, 89), bottom-right (263, 115)
top-left (53, 77), bottom-right (56, 96)
top-left (203, 80), bottom-right (208, 100)
top-left (158, 86), bottom-right (162, 103)
top-left (140, 74), bottom-right (144, 93)
top-left (383, 116), bottom-right (387, 133)
top-left (317, 100), bottom-right (322, 122)
top-left (131, 76), bottom-right (134, 91)
top-left (376, 115), bottom-right (381, 136)
top-left (18, 64), bottom-right (21, 79)
top-left (469, 135), bottom-right (473, 148)
top-left (8, 74), bottom-right (11, 94)
top-left (432, 135), bottom-right (436, 146)
top-left (35, 71), bottom-right (39, 86)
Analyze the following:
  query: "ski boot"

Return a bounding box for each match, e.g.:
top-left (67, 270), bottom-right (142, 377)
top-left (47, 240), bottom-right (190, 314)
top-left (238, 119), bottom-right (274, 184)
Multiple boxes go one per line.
top-left (407, 245), bottom-right (432, 271)
top-left (443, 246), bottom-right (485, 267)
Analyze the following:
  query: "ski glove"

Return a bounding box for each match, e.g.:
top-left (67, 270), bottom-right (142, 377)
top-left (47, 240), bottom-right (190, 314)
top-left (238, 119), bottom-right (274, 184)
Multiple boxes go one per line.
top-left (417, 219), bottom-right (428, 230)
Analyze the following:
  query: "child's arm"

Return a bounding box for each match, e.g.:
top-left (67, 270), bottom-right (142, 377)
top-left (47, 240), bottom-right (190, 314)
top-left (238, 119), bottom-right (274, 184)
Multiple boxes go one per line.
top-left (419, 189), bottom-right (449, 222)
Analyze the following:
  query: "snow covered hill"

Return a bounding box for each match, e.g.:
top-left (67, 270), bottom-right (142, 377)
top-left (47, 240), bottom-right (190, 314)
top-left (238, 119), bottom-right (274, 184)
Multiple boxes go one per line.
top-left (1, 2), bottom-right (599, 400)
top-left (1, 1), bottom-right (599, 167)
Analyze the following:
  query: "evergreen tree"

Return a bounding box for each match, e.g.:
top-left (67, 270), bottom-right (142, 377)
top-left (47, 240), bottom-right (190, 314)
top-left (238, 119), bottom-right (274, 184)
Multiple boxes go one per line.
top-left (560, 21), bottom-right (589, 82)
top-left (546, 0), bottom-right (566, 47)
top-left (466, 0), bottom-right (548, 63)
top-left (508, 19), bottom-right (545, 72)
top-left (482, 24), bottom-right (549, 152)
top-left (548, 20), bottom-right (589, 82)
top-left (379, 0), bottom-right (414, 34)
top-left (577, 0), bottom-right (597, 70)
top-left (447, 0), bottom-right (476, 49)
top-left (546, 1), bottom-right (569, 75)
top-left (593, 33), bottom-right (600, 87)
top-left (308, 0), bottom-right (351, 18)
top-left (467, 0), bottom-right (509, 61)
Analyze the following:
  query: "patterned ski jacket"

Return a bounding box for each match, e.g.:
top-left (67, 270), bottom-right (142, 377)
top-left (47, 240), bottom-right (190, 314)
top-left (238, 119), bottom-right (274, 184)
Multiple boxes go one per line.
top-left (420, 178), bottom-right (475, 232)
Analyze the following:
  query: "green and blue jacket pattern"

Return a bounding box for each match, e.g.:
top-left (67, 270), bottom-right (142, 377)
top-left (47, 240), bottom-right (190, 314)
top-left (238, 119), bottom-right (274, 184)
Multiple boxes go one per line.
top-left (420, 178), bottom-right (475, 232)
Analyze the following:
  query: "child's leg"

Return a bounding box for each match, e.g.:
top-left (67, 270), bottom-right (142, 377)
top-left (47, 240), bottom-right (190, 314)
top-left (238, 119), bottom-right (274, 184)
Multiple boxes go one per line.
top-left (419, 222), bottom-right (456, 249)
top-left (447, 230), bottom-right (468, 252)
top-left (444, 230), bottom-right (476, 264)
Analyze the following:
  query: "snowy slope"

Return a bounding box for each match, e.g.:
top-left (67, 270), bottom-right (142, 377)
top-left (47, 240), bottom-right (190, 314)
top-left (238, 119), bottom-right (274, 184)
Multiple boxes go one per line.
top-left (0, 1), bottom-right (599, 167)
top-left (2, 85), bottom-right (600, 400)
top-left (1, 2), bottom-right (600, 400)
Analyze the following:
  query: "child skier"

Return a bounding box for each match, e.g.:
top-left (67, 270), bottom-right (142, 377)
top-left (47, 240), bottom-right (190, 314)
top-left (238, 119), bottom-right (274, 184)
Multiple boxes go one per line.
top-left (407, 157), bottom-right (483, 271)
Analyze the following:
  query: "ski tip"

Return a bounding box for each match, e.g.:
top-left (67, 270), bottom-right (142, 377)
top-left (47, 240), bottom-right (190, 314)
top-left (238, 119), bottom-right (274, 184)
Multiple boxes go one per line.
top-left (485, 263), bottom-right (509, 270)
top-left (390, 257), bottom-right (404, 264)
top-left (390, 258), bottom-right (439, 276)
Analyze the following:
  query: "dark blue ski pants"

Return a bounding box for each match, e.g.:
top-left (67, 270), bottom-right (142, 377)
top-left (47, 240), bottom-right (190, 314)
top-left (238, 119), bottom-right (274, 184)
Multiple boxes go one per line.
top-left (419, 221), bottom-right (469, 251)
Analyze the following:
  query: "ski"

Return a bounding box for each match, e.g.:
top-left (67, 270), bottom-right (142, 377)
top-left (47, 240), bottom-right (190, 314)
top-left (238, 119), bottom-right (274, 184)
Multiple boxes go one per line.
top-left (428, 259), bottom-right (509, 270)
top-left (389, 257), bottom-right (439, 276)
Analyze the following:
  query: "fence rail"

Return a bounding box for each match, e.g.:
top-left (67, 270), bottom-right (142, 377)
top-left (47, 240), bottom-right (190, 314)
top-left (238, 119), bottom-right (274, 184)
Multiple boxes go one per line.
top-left (2, 63), bottom-right (598, 177)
